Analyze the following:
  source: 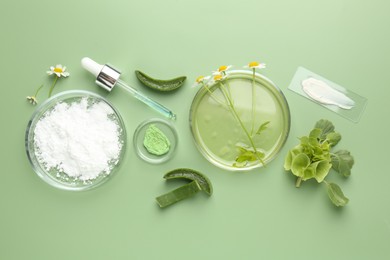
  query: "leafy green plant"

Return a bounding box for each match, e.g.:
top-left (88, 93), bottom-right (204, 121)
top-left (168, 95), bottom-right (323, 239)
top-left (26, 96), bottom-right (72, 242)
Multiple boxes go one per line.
top-left (284, 119), bottom-right (354, 207)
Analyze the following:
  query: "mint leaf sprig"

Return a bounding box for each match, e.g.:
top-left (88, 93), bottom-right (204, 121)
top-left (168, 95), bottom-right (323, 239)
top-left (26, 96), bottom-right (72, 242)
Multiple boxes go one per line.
top-left (284, 119), bottom-right (354, 207)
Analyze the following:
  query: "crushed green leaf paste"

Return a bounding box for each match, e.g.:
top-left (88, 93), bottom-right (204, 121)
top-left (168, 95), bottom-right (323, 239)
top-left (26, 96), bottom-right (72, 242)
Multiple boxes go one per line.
top-left (143, 124), bottom-right (170, 155)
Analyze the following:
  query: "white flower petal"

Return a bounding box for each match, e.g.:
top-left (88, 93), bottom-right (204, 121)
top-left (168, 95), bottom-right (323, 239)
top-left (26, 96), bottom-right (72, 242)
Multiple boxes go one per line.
top-left (191, 82), bottom-right (200, 88)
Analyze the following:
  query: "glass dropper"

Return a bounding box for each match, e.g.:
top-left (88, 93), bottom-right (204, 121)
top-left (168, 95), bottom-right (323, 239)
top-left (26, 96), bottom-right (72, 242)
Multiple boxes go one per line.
top-left (81, 57), bottom-right (176, 120)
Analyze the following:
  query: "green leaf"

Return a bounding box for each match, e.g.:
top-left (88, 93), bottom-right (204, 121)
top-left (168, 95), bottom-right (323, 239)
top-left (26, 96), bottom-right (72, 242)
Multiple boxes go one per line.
top-left (234, 146), bottom-right (265, 167)
top-left (326, 182), bottom-right (349, 207)
top-left (284, 151), bottom-right (293, 171)
top-left (302, 166), bottom-right (315, 181)
top-left (291, 145), bottom-right (304, 156)
top-left (331, 150), bottom-right (354, 177)
top-left (312, 160), bottom-right (332, 183)
top-left (309, 128), bottom-right (322, 139)
top-left (299, 136), bottom-right (310, 146)
top-left (314, 119), bottom-right (335, 140)
top-left (326, 132), bottom-right (341, 147)
top-left (284, 145), bottom-right (304, 171)
top-left (309, 136), bottom-right (320, 146)
top-left (291, 153), bottom-right (310, 178)
top-left (256, 121), bottom-right (270, 135)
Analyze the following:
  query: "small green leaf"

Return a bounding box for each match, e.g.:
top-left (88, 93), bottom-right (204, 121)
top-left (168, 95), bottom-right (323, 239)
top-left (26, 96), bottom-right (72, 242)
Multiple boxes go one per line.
top-left (309, 128), bottom-right (322, 139)
top-left (302, 166), bottom-right (315, 181)
top-left (312, 160), bottom-right (332, 183)
top-left (235, 145), bottom-right (265, 167)
top-left (326, 132), bottom-right (341, 147)
top-left (326, 182), bottom-right (349, 207)
top-left (331, 150), bottom-right (354, 177)
top-left (299, 136), bottom-right (310, 146)
top-left (291, 153), bottom-right (310, 177)
top-left (256, 121), bottom-right (270, 135)
top-left (291, 145), bottom-right (304, 156)
top-left (314, 119), bottom-right (335, 140)
top-left (285, 145), bottom-right (306, 171)
top-left (309, 136), bottom-right (320, 147)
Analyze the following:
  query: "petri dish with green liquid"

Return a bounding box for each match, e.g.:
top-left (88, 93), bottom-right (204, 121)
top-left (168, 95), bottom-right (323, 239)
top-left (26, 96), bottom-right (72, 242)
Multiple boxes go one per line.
top-left (189, 70), bottom-right (290, 171)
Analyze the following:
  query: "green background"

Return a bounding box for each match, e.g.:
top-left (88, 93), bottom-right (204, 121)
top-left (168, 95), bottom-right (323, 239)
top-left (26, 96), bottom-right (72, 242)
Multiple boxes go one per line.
top-left (1, 0), bottom-right (389, 259)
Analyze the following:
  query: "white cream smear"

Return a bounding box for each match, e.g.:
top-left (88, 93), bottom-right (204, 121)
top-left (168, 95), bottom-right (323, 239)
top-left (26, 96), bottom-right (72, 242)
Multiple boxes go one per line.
top-left (301, 77), bottom-right (355, 109)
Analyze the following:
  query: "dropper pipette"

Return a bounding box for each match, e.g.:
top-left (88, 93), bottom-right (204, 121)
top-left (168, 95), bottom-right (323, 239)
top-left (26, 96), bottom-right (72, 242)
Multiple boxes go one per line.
top-left (81, 57), bottom-right (176, 120)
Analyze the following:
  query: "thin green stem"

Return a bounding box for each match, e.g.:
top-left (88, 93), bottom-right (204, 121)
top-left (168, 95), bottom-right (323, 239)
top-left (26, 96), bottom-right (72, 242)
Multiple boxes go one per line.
top-left (48, 76), bottom-right (58, 97)
top-left (219, 81), bottom-right (265, 165)
top-left (251, 69), bottom-right (256, 135)
top-left (226, 80), bottom-right (233, 102)
top-left (222, 71), bottom-right (233, 102)
top-left (202, 83), bottom-right (227, 108)
top-left (295, 177), bottom-right (302, 188)
top-left (34, 84), bottom-right (44, 97)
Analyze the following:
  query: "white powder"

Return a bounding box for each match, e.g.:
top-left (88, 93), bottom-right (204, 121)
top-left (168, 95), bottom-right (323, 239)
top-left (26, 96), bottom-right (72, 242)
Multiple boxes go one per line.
top-left (34, 98), bottom-right (123, 181)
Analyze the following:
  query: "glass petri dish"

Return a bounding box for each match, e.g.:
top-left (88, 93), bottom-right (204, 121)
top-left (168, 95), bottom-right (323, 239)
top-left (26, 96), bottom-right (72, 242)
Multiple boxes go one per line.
top-left (25, 90), bottom-right (126, 191)
top-left (133, 118), bottom-right (178, 164)
top-left (189, 70), bottom-right (290, 171)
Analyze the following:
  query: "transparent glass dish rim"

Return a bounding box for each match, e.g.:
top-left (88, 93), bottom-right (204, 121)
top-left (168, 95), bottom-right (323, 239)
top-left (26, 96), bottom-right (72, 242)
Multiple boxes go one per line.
top-left (189, 70), bottom-right (291, 171)
top-left (25, 90), bottom-right (127, 191)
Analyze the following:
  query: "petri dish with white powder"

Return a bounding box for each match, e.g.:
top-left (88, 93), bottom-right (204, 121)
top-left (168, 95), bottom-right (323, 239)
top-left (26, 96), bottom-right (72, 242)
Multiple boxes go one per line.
top-left (25, 90), bottom-right (126, 191)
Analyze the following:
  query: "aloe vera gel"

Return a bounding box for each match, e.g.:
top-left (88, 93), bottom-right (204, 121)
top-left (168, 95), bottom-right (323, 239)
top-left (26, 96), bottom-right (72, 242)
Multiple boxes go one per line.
top-left (143, 124), bottom-right (170, 155)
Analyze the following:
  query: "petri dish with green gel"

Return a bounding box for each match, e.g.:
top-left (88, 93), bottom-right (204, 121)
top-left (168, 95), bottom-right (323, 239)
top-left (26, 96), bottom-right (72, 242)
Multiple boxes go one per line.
top-left (133, 118), bottom-right (178, 164)
top-left (189, 70), bottom-right (290, 171)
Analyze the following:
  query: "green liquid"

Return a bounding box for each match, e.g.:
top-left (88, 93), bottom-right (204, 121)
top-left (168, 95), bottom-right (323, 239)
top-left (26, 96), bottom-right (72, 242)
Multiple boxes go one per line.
top-left (190, 72), bottom-right (290, 170)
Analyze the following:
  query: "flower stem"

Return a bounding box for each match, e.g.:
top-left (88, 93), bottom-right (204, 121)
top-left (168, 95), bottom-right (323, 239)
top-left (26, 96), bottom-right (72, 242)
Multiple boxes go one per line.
top-left (202, 83), bottom-right (227, 107)
top-left (34, 84), bottom-right (44, 97)
top-left (219, 81), bottom-right (265, 165)
top-left (295, 177), bottom-right (302, 188)
top-left (48, 76), bottom-right (58, 97)
top-left (251, 69), bottom-right (256, 135)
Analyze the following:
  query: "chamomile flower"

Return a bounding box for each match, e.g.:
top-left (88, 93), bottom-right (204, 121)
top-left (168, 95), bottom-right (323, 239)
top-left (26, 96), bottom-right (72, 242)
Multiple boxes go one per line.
top-left (26, 96), bottom-right (38, 105)
top-left (47, 64), bottom-right (70, 78)
top-left (46, 64), bottom-right (70, 97)
top-left (244, 61), bottom-right (266, 70)
top-left (211, 73), bottom-right (227, 83)
top-left (212, 65), bottom-right (232, 75)
top-left (26, 84), bottom-right (44, 106)
top-left (192, 75), bottom-right (211, 88)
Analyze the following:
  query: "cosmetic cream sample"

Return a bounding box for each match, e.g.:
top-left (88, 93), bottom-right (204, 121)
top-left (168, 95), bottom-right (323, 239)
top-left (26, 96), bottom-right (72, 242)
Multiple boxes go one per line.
top-left (301, 77), bottom-right (355, 109)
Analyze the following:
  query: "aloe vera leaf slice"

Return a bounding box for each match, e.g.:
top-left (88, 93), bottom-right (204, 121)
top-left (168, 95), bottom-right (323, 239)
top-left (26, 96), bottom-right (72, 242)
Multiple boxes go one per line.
top-left (163, 168), bottom-right (213, 195)
top-left (135, 70), bottom-right (186, 92)
top-left (156, 181), bottom-right (201, 208)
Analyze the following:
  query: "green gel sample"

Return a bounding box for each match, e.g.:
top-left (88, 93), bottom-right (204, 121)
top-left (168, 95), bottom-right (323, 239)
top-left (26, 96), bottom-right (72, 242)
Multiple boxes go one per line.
top-left (143, 124), bottom-right (170, 155)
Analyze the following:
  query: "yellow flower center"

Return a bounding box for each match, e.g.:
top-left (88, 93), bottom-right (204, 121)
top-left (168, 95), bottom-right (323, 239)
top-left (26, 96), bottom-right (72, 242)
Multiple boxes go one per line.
top-left (214, 74), bottom-right (223, 81)
top-left (248, 61), bottom-right (259, 68)
top-left (54, 67), bottom-right (63, 73)
top-left (196, 76), bottom-right (204, 83)
top-left (218, 65), bottom-right (228, 72)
